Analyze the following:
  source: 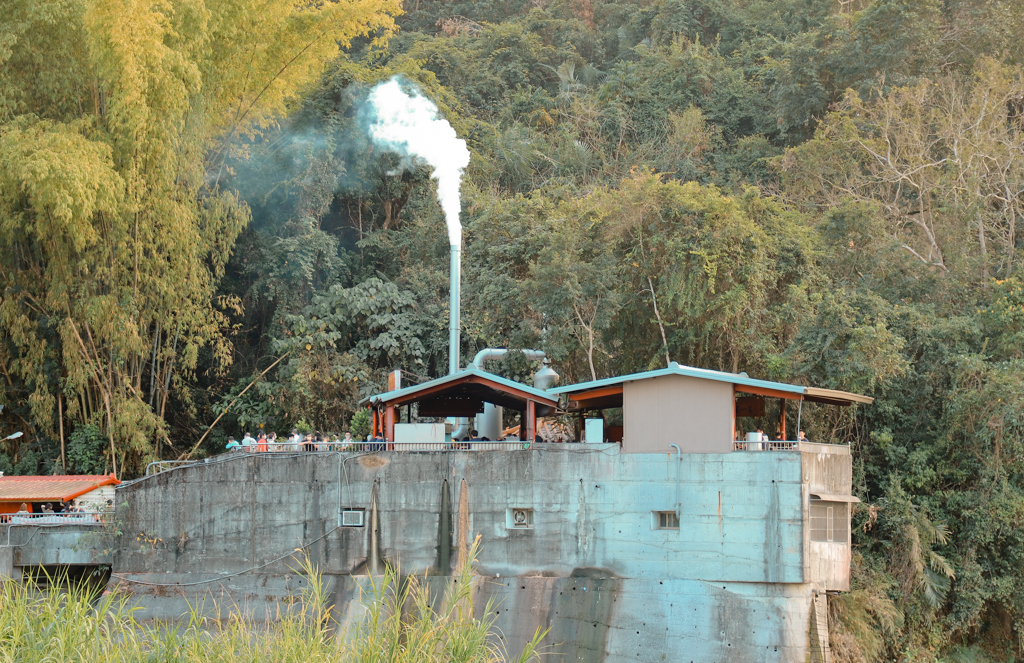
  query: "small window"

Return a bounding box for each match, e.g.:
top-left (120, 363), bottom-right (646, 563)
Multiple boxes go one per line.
top-left (506, 508), bottom-right (533, 529)
top-left (655, 511), bottom-right (679, 530)
top-left (809, 501), bottom-right (849, 543)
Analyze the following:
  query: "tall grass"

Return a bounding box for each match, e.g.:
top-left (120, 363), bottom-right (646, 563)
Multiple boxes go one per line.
top-left (0, 544), bottom-right (546, 662)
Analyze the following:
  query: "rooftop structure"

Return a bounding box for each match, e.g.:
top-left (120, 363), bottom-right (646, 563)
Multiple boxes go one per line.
top-left (0, 475), bottom-right (117, 581)
top-left (0, 474), bottom-right (118, 514)
top-left (366, 365), bottom-right (559, 443)
top-left (550, 361), bottom-right (872, 453)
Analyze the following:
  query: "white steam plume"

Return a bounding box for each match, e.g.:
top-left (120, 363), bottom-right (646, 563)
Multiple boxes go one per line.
top-left (366, 78), bottom-right (471, 246)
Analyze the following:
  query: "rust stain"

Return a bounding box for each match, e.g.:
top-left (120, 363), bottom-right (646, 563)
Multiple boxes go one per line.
top-left (358, 455), bottom-right (389, 469)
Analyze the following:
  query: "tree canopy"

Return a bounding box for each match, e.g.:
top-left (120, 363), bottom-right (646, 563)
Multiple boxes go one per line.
top-left (3, 0), bottom-right (1024, 657)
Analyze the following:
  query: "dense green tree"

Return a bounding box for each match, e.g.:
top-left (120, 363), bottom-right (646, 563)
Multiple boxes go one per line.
top-left (0, 0), bottom-right (399, 476)
top-left (5, 0), bottom-right (1024, 656)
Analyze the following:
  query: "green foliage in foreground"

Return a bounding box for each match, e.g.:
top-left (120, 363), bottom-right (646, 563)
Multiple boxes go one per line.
top-left (0, 552), bottom-right (545, 663)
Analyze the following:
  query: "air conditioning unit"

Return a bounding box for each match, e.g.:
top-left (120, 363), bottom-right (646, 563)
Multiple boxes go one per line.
top-left (342, 509), bottom-right (365, 527)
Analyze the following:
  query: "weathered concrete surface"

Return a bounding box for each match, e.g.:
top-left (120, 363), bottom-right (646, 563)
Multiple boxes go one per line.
top-left (111, 446), bottom-right (849, 661)
top-left (3, 524), bottom-right (112, 569)
top-left (0, 544), bottom-right (13, 580)
top-left (801, 446), bottom-right (854, 591)
top-left (801, 443), bottom-right (852, 495)
top-left (0, 524), bottom-right (112, 582)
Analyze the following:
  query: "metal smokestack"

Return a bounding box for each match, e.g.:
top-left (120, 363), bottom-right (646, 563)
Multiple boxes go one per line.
top-left (362, 78), bottom-right (470, 376)
top-left (448, 245), bottom-right (461, 374)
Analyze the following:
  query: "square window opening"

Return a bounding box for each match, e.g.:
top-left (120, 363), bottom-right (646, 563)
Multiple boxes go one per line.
top-left (655, 511), bottom-right (679, 530)
top-left (809, 500), bottom-right (849, 543)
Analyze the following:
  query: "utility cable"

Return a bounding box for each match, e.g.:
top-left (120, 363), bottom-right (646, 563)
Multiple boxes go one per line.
top-left (109, 523), bottom-right (345, 587)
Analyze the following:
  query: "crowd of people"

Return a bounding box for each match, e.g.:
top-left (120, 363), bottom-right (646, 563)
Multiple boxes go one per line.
top-left (0, 500), bottom-right (112, 524)
top-left (224, 429), bottom-right (385, 453)
top-left (222, 427), bottom-right (530, 453)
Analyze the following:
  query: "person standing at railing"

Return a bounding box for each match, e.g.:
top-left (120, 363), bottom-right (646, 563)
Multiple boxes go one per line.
top-left (289, 428), bottom-right (302, 451)
top-left (257, 432), bottom-right (268, 452)
top-left (798, 430), bottom-right (809, 443)
top-left (15, 503), bottom-right (29, 515)
top-left (241, 431), bottom-right (256, 451)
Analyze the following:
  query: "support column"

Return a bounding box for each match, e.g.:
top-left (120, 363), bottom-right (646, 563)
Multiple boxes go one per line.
top-left (525, 400), bottom-right (536, 445)
top-left (385, 405), bottom-right (395, 442)
top-left (780, 399), bottom-right (787, 440)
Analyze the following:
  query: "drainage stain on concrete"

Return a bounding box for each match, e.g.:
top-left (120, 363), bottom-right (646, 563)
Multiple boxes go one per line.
top-left (547, 571), bottom-right (619, 662)
top-left (436, 479), bottom-right (452, 575)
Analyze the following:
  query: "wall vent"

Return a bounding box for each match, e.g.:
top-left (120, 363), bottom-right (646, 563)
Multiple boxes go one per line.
top-left (342, 509), bottom-right (365, 527)
top-left (506, 508), bottom-right (534, 529)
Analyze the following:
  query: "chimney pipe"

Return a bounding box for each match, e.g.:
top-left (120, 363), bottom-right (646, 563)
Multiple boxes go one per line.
top-left (448, 245), bottom-right (461, 375)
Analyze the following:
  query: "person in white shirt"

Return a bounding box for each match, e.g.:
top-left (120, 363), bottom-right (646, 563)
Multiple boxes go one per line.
top-left (241, 432), bottom-right (256, 450)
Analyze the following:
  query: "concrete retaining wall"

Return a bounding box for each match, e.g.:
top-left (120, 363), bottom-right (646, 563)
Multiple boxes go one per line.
top-left (111, 445), bottom-right (838, 662)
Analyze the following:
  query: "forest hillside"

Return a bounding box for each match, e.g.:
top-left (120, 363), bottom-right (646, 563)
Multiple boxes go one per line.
top-left (3, 0), bottom-right (1024, 658)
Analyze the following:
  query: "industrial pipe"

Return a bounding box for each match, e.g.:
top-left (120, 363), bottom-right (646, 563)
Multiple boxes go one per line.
top-left (670, 443), bottom-right (681, 521)
top-left (448, 245), bottom-right (461, 375)
top-left (453, 348), bottom-right (556, 440)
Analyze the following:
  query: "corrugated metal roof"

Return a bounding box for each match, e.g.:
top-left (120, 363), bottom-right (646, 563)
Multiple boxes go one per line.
top-left (548, 362), bottom-right (805, 395)
top-left (367, 366), bottom-right (558, 405)
top-left (548, 361), bottom-right (873, 405)
top-left (0, 475), bottom-right (119, 502)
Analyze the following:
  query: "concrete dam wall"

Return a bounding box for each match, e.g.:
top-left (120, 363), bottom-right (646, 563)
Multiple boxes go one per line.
top-left (112, 445), bottom-right (841, 662)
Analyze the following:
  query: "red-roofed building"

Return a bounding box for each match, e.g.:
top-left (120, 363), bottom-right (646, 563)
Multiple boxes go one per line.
top-left (0, 474), bottom-right (119, 514)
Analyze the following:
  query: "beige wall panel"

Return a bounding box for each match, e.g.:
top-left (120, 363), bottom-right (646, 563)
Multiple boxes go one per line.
top-left (808, 541), bottom-right (851, 591)
top-left (622, 375), bottom-right (733, 453)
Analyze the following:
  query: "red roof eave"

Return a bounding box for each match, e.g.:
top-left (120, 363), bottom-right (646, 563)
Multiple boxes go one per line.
top-left (0, 474), bottom-right (119, 502)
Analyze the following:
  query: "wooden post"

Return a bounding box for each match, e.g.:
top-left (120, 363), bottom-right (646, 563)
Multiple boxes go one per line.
top-left (779, 399), bottom-right (787, 441)
top-left (385, 404), bottom-right (395, 442)
top-left (731, 387), bottom-right (737, 443)
top-left (525, 400), bottom-right (536, 445)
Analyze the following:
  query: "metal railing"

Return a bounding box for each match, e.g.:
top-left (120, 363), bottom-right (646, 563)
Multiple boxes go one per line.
top-left (224, 441), bottom-right (533, 453)
top-left (146, 460), bottom-right (198, 476)
top-left (733, 440), bottom-right (800, 451)
top-left (732, 440), bottom-right (849, 451)
top-left (0, 511), bottom-right (110, 525)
